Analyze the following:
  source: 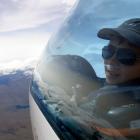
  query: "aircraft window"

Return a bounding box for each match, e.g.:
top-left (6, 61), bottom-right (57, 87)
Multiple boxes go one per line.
top-left (30, 0), bottom-right (140, 140)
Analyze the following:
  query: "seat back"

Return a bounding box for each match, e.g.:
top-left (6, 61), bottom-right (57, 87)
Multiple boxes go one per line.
top-left (41, 55), bottom-right (102, 100)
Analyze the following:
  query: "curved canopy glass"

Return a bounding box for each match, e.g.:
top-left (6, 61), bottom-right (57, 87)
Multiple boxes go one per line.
top-left (31, 0), bottom-right (140, 140)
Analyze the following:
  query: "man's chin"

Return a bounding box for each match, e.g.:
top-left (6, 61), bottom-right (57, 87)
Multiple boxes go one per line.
top-left (106, 78), bottom-right (120, 85)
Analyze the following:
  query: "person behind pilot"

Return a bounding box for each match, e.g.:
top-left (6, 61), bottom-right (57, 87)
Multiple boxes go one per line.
top-left (98, 18), bottom-right (140, 86)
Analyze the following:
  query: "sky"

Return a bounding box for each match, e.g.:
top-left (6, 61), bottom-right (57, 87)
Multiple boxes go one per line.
top-left (0, 0), bottom-right (76, 70)
top-left (1, 0), bottom-right (140, 72)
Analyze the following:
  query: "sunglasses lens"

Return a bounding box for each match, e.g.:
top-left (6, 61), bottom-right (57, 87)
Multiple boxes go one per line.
top-left (102, 46), bottom-right (114, 59)
top-left (102, 46), bottom-right (137, 65)
top-left (117, 49), bottom-right (136, 65)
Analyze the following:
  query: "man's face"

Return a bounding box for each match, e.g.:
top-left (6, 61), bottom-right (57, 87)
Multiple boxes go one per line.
top-left (104, 37), bottom-right (140, 85)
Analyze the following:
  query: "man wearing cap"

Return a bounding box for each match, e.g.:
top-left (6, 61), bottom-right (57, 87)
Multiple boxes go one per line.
top-left (98, 18), bottom-right (140, 86)
top-left (91, 18), bottom-right (140, 140)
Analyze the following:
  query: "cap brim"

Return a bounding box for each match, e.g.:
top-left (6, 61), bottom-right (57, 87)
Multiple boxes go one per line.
top-left (97, 28), bottom-right (120, 40)
top-left (97, 27), bottom-right (140, 47)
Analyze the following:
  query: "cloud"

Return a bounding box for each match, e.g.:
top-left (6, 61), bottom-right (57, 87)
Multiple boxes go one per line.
top-left (0, 32), bottom-right (51, 63)
top-left (0, 58), bottom-right (37, 76)
top-left (0, 58), bottom-right (36, 70)
top-left (0, 0), bottom-right (76, 32)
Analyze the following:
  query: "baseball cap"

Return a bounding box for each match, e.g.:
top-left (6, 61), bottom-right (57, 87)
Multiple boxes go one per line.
top-left (98, 18), bottom-right (140, 47)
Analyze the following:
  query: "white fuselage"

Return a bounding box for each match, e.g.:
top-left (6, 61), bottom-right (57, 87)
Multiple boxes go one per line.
top-left (29, 93), bottom-right (59, 140)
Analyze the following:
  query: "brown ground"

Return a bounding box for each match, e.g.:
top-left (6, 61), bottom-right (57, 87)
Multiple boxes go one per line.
top-left (0, 70), bottom-right (33, 140)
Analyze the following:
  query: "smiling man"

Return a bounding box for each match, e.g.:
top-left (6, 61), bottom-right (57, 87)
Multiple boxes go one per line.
top-left (98, 18), bottom-right (140, 85)
top-left (91, 18), bottom-right (140, 140)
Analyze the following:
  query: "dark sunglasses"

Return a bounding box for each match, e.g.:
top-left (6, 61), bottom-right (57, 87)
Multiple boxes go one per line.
top-left (102, 45), bottom-right (140, 65)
